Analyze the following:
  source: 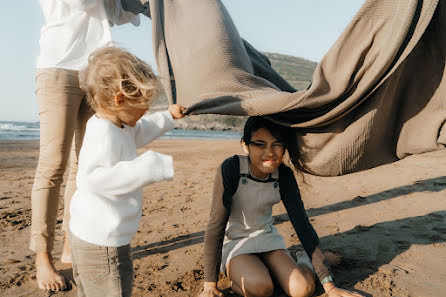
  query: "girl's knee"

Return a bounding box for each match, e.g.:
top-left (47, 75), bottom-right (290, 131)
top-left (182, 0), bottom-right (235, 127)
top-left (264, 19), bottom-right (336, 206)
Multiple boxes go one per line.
top-left (244, 277), bottom-right (274, 297)
top-left (288, 276), bottom-right (315, 297)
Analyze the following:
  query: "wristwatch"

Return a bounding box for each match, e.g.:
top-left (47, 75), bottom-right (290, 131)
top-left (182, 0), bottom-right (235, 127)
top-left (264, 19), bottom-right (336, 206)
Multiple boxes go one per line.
top-left (321, 276), bottom-right (334, 285)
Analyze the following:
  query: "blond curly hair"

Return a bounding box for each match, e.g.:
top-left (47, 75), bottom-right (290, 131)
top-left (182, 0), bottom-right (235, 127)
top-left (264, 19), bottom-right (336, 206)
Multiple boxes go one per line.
top-left (79, 46), bottom-right (162, 113)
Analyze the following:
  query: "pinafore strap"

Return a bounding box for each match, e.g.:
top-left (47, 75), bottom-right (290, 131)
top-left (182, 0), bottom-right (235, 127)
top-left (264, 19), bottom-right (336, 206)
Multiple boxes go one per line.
top-left (239, 155), bottom-right (249, 176)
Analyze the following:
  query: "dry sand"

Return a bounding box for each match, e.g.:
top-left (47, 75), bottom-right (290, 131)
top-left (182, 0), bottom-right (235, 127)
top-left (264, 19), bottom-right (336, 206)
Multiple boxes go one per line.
top-left (0, 139), bottom-right (445, 297)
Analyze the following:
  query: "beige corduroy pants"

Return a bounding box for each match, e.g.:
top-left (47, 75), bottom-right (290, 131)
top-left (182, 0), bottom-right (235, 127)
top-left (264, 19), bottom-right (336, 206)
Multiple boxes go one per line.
top-left (30, 68), bottom-right (92, 253)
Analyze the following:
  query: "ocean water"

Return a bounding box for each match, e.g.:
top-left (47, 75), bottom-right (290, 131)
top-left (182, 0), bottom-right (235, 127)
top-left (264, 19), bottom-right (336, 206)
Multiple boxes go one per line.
top-left (0, 121), bottom-right (242, 141)
top-left (0, 121), bottom-right (40, 140)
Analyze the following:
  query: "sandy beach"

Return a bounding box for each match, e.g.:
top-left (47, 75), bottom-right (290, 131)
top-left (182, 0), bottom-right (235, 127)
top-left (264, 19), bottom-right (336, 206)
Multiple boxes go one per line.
top-left (0, 139), bottom-right (445, 297)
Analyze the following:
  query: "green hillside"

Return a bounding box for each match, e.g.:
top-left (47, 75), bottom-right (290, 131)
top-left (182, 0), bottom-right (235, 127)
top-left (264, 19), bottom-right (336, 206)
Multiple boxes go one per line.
top-left (153, 52), bottom-right (317, 131)
top-left (263, 52), bottom-right (317, 90)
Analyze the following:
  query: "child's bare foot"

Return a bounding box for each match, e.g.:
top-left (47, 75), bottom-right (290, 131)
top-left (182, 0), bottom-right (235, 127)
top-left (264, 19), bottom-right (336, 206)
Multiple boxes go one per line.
top-left (36, 252), bottom-right (67, 291)
top-left (60, 233), bottom-right (72, 264)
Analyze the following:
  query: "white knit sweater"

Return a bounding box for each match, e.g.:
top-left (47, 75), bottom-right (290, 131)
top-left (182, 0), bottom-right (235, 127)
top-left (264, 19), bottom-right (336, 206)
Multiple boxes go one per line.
top-left (37, 0), bottom-right (139, 70)
top-left (70, 110), bottom-right (174, 247)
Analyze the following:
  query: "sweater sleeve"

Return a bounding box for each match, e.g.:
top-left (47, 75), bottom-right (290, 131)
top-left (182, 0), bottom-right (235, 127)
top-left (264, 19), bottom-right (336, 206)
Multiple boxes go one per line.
top-left (203, 156), bottom-right (240, 282)
top-left (61, 0), bottom-right (96, 9)
top-left (77, 124), bottom-right (174, 196)
top-left (105, 0), bottom-right (141, 26)
top-left (133, 110), bottom-right (175, 148)
top-left (203, 166), bottom-right (229, 282)
top-left (278, 165), bottom-right (332, 283)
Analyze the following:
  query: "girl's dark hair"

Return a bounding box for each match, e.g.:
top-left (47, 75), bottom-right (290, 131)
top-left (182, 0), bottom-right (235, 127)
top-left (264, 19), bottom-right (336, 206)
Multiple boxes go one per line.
top-left (242, 116), bottom-right (304, 174)
top-left (242, 116), bottom-right (287, 146)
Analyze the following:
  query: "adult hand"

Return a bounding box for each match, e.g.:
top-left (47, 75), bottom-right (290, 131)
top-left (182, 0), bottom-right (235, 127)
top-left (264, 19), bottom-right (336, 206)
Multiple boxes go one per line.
top-left (168, 104), bottom-right (186, 119)
top-left (327, 286), bottom-right (364, 297)
top-left (199, 282), bottom-right (223, 297)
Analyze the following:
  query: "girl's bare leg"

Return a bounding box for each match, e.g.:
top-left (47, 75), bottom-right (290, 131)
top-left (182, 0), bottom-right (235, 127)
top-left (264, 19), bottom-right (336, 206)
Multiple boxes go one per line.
top-left (226, 254), bottom-right (274, 297)
top-left (260, 250), bottom-right (315, 297)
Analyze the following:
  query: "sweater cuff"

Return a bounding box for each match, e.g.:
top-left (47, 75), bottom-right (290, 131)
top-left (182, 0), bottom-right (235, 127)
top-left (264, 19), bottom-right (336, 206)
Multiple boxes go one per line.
top-left (158, 153), bottom-right (174, 180)
top-left (162, 109), bottom-right (175, 127)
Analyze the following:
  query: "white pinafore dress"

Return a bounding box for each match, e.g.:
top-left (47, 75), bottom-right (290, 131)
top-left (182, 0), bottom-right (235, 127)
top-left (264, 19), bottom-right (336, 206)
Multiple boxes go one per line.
top-left (220, 156), bottom-right (287, 272)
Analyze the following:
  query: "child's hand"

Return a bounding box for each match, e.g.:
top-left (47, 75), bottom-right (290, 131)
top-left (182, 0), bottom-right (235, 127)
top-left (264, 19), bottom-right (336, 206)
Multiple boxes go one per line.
top-left (168, 104), bottom-right (186, 119)
top-left (199, 282), bottom-right (223, 297)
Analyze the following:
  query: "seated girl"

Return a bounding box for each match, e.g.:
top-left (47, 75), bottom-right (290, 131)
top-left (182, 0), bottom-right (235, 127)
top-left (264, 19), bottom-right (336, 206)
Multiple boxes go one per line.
top-left (200, 116), bottom-right (364, 297)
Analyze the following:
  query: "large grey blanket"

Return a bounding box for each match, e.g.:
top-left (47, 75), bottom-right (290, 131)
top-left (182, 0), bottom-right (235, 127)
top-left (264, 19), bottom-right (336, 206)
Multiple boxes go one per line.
top-left (137, 0), bottom-right (445, 176)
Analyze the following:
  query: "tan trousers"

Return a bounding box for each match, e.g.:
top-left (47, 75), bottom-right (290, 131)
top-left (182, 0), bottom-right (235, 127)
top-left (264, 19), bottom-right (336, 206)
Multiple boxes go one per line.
top-left (30, 68), bottom-right (92, 253)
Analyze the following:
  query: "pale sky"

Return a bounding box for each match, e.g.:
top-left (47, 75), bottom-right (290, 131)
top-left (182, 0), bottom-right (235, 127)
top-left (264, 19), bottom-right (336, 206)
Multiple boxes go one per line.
top-left (1, 1), bottom-right (365, 122)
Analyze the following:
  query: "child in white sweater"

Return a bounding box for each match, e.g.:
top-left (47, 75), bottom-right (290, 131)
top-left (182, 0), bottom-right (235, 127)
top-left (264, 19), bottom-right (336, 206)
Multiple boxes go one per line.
top-left (69, 46), bottom-right (185, 297)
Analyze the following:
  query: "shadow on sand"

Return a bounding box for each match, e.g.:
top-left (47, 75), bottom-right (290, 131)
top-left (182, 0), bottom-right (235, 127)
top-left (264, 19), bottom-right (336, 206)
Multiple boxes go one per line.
top-left (131, 176), bottom-right (446, 259)
top-left (130, 176), bottom-right (446, 296)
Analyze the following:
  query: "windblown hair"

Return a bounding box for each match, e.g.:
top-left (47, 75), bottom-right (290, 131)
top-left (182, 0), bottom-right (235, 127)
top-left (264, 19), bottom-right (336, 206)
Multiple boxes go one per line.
top-left (242, 116), bottom-right (287, 147)
top-left (79, 46), bottom-right (162, 112)
top-left (242, 116), bottom-right (305, 175)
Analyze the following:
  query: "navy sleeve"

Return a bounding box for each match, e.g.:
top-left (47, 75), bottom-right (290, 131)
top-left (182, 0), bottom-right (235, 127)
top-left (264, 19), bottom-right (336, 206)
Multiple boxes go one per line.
top-left (203, 156), bottom-right (240, 282)
top-left (221, 155), bottom-right (240, 210)
top-left (278, 164), bottom-right (332, 282)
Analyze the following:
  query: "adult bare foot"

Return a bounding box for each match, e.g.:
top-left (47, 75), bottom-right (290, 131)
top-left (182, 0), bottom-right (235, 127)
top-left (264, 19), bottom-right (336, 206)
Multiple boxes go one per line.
top-left (60, 232), bottom-right (72, 264)
top-left (36, 252), bottom-right (67, 291)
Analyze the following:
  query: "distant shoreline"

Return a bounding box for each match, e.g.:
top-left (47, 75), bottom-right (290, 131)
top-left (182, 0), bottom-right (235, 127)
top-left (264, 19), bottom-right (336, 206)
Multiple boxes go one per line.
top-left (0, 128), bottom-right (243, 142)
top-left (0, 120), bottom-right (243, 141)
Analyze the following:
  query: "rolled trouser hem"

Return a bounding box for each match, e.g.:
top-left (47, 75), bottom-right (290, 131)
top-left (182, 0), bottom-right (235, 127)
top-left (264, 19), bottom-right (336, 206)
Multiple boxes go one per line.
top-left (62, 221), bottom-right (70, 233)
top-left (30, 237), bottom-right (53, 253)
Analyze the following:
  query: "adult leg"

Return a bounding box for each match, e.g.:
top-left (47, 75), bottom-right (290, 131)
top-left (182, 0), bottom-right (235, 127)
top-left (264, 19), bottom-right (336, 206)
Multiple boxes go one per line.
top-left (30, 68), bottom-right (85, 291)
top-left (61, 99), bottom-right (93, 264)
top-left (226, 254), bottom-right (274, 297)
top-left (260, 250), bottom-right (315, 297)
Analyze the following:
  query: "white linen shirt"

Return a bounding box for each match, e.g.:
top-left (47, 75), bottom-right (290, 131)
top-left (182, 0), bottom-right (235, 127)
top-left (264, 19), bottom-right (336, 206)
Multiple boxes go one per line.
top-left (37, 0), bottom-right (140, 70)
top-left (69, 110), bottom-right (175, 247)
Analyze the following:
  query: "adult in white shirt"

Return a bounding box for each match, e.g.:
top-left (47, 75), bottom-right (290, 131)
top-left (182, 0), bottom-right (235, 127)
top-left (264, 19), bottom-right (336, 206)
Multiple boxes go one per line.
top-left (32, 0), bottom-right (139, 291)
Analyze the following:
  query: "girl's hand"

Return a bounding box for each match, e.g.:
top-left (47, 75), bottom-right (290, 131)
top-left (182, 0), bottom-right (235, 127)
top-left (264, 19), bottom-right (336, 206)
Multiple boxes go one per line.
top-left (168, 104), bottom-right (186, 119)
top-left (326, 286), bottom-right (365, 297)
top-left (199, 282), bottom-right (223, 297)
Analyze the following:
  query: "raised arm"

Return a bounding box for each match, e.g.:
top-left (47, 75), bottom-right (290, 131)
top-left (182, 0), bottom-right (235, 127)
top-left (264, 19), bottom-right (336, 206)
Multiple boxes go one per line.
top-left (60, 0), bottom-right (96, 9)
top-left (105, 0), bottom-right (141, 26)
top-left (133, 110), bottom-right (175, 148)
